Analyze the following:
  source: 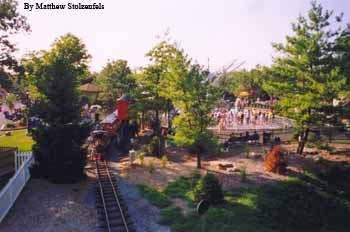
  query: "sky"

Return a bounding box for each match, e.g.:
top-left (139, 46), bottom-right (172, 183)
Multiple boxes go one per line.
top-left (14, 0), bottom-right (350, 72)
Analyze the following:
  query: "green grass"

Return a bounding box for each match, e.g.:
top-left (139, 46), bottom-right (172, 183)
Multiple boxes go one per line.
top-left (0, 129), bottom-right (34, 151)
top-left (141, 172), bottom-right (350, 232)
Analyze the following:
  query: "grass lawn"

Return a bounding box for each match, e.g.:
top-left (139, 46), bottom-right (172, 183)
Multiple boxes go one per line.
top-left (0, 129), bottom-right (34, 151)
top-left (139, 172), bottom-right (350, 232)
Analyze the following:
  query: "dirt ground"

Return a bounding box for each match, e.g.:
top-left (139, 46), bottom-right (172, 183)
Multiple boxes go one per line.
top-left (110, 142), bottom-right (350, 190)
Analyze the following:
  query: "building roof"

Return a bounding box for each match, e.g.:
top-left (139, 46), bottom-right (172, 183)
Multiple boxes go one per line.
top-left (79, 83), bottom-right (102, 93)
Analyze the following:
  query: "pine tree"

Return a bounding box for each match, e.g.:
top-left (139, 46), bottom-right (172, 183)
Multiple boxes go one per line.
top-left (264, 1), bottom-right (347, 155)
top-left (25, 34), bottom-right (91, 183)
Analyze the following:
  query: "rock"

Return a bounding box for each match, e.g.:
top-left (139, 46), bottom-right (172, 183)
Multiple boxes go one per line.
top-left (218, 163), bottom-right (234, 170)
top-left (250, 152), bottom-right (262, 159)
top-left (230, 167), bottom-right (241, 172)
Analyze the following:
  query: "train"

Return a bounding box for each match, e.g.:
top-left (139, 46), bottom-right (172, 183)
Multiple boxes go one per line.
top-left (89, 95), bottom-right (133, 158)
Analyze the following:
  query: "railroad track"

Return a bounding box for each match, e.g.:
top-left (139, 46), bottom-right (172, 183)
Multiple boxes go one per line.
top-left (95, 160), bottom-right (133, 232)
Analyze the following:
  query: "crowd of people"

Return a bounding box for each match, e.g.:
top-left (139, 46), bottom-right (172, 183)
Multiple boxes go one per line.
top-left (211, 98), bottom-right (275, 131)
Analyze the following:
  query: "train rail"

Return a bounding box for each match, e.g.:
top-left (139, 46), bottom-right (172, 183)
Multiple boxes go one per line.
top-left (95, 160), bottom-right (132, 232)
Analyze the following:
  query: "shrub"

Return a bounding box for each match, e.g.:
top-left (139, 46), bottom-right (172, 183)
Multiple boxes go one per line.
top-left (164, 176), bottom-right (191, 199)
top-left (161, 155), bottom-right (168, 167)
top-left (138, 185), bottom-right (171, 208)
top-left (245, 145), bottom-right (250, 158)
top-left (194, 173), bottom-right (224, 205)
top-left (19, 117), bottom-right (27, 126)
top-left (190, 170), bottom-right (201, 190)
top-left (138, 152), bottom-right (145, 165)
top-left (150, 136), bottom-right (161, 155)
top-left (159, 207), bottom-right (184, 225)
top-left (240, 165), bottom-right (247, 182)
top-left (264, 146), bottom-right (287, 174)
top-left (256, 180), bottom-right (350, 230)
top-left (308, 131), bottom-right (319, 142)
top-left (6, 122), bottom-right (15, 128)
top-left (148, 159), bottom-right (155, 173)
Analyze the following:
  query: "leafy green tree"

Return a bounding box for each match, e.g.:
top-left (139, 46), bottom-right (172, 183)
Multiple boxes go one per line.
top-left (0, 0), bottom-right (30, 89)
top-left (25, 33), bottom-right (91, 183)
top-left (170, 63), bottom-right (219, 168)
top-left (97, 59), bottom-right (133, 112)
top-left (264, 1), bottom-right (346, 155)
top-left (3, 93), bottom-right (16, 112)
top-left (220, 66), bottom-right (270, 99)
top-left (131, 40), bottom-right (184, 156)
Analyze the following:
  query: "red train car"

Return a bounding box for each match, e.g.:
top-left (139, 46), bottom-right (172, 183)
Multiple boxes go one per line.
top-left (100, 95), bottom-right (131, 136)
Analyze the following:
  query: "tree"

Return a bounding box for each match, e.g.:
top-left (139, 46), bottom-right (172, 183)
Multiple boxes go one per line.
top-left (264, 1), bottom-right (347, 155)
top-left (97, 59), bottom-right (133, 112)
top-left (131, 40), bottom-right (184, 156)
top-left (25, 33), bottom-right (91, 183)
top-left (0, 0), bottom-right (30, 89)
top-left (219, 66), bottom-right (270, 100)
top-left (3, 92), bottom-right (16, 112)
top-left (170, 63), bottom-right (219, 168)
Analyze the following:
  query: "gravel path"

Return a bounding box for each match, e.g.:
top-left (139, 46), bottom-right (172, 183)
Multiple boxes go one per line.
top-left (0, 178), bottom-right (96, 232)
top-left (112, 172), bottom-right (170, 232)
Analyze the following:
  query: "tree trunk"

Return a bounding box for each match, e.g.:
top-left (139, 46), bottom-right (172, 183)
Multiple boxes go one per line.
top-left (197, 152), bottom-right (201, 169)
top-left (297, 127), bottom-right (309, 155)
top-left (154, 109), bottom-right (163, 157)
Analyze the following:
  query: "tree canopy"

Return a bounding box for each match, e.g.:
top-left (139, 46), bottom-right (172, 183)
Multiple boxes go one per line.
top-left (264, 1), bottom-right (348, 154)
top-left (97, 59), bottom-right (133, 111)
top-left (0, 0), bottom-right (30, 89)
top-left (26, 33), bottom-right (91, 183)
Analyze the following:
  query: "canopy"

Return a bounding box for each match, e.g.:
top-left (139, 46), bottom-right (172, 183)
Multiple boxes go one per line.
top-left (239, 91), bottom-right (249, 97)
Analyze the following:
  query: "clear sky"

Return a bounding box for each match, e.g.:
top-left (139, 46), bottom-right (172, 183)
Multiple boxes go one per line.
top-left (14, 0), bottom-right (350, 72)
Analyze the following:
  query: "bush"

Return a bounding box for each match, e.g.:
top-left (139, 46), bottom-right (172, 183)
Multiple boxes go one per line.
top-left (164, 176), bottom-right (191, 199)
top-left (147, 159), bottom-right (155, 173)
top-left (256, 180), bottom-right (350, 230)
top-left (138, 152), bottom-right (145, 165)
top-left (137, 185), bottom-right (171, 208)
top-left (264, 146), bottom-right (287, 174)
top-left (19, 117), bottom-right (27, 126)
top-left (6, 122), bottom-right (15, 128)
top-left (161, 155), bottom-right (168, 167)
top-left (194, 173), bottom-right (224, 205)
top-left (159, 207), bottom-right (184, 225)
top-left (240, 166), bottom-right (247, 182)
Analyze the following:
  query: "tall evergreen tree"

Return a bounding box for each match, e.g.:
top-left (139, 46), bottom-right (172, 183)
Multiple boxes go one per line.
top-left (25, 34), bottom-right (91, 183)
top-left (264, 1), bottom-right (346, 154)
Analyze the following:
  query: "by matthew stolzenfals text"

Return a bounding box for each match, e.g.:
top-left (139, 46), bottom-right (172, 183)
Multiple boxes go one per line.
top-left (24, 2), bottom-right (105, 11)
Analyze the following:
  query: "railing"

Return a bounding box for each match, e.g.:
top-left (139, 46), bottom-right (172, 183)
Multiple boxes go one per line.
top-left (15, 151), bottom-right (32, 171)
top-left (0, 151), bottom-right (34, 223)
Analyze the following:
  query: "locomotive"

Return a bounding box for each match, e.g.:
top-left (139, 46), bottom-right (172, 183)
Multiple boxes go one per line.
top-left (89, 95), bottom-right (133, 159)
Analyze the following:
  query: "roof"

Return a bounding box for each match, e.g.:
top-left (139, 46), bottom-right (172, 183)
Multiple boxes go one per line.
top-left (79, 83), bottom-right (102, 93)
